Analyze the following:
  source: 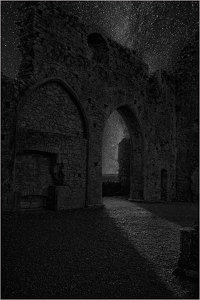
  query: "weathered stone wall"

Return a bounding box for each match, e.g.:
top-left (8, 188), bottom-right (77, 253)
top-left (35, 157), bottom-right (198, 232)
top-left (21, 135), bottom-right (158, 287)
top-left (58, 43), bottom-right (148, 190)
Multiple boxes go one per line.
top-left (174, 32), bottom-right (199, 202)
top-left (118, 138), bottom-right (131, 195)
top-left (15, 152), bottom-right (54, 209)
top-left (15, 81), bottom-right (87, 209)
top-left (1, 74), bottom-right (19, 210)
top-left (144, 70), bottom-right (177, 201)
top-left (2, 2), bottom-right (178, 210)
top-left (178, 225), bottom-right (199, 273)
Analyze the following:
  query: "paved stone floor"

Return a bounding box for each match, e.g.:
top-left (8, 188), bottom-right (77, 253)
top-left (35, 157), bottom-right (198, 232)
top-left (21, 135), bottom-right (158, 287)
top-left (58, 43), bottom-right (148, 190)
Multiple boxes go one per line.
top-left (103, 197), bottom-right (199, 298)
top-left (2, 197), bottom-right (199, 299)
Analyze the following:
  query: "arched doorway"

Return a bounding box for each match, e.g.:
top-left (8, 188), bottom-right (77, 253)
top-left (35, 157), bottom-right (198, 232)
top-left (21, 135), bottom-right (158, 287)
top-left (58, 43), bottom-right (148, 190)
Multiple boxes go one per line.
top-left (15, 79), bottom-right (88, 210)
top-left (102, 110), bottom-right (130, 197)
top-left (102, 105), bottom-right (144, 201)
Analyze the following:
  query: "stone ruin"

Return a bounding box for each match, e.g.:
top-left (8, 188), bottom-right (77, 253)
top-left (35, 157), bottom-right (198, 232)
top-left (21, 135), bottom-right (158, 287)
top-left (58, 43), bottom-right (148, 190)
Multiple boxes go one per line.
top-left (173, 223), bottom-right (199, 280)
top-left (1, 2), bottom-right (199, 211)
top-left (118, 138), bottom-right (131, 195)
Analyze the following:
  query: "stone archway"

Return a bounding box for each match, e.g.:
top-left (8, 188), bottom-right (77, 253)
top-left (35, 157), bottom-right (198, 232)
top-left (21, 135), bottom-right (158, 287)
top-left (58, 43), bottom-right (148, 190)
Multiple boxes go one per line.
top-left (15, 79), bottom-right (89, 210)
top-left (102, 104), bottom-right (144, 201)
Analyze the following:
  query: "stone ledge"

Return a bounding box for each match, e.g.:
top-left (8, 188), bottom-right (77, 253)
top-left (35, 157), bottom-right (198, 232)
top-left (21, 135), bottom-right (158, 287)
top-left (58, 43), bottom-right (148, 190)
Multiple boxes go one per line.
top-left (86, 204), bottom-right (105, 209)
top-left (173, 224), bottom-right (199, 279)
top-left (128, 198), bottom-right (163, 203)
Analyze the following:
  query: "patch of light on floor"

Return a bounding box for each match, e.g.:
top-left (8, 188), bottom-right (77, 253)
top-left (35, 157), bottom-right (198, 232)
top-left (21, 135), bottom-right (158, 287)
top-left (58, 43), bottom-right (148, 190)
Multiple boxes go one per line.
top-left (105, 201), bottom-right (187, 297)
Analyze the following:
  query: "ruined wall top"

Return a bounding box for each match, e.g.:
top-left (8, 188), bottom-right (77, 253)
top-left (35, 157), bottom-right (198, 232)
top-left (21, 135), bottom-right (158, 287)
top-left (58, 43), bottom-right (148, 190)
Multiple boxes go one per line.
top-left (16, 1), bottom-right (150, 89)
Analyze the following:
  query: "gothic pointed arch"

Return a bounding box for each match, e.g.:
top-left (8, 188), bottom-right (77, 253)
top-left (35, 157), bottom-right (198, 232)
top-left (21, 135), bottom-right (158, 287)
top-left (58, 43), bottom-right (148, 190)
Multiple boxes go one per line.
top-left (15, 78), bottom-right (89, 210)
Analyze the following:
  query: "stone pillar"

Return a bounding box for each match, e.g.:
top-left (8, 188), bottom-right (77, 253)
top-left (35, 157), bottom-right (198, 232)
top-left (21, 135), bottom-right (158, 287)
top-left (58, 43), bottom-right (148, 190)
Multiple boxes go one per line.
top-left (174, 224), bottom-right (199, 279)
top-left (118, 138), bottom-right (130, 195)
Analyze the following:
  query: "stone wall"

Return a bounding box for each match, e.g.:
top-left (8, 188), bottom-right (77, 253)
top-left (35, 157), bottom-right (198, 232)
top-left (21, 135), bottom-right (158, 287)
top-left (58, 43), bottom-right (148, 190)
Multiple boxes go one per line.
top-left (15, 81), bottom-right (87, 209)
top-left (1, 74), bottom-right (19, 210)
top-left (144, 70), bottom-right (176, 201)
top-left (174, 31), bottom-right (199, 202)
top-left (15, 152), bottom-right (54, 209)
top-left (118, 138), bottom-right (131, 195)
top-left (2, 2), bottom-right (178, 210)
top-left (177, 225), bottom-right (199, 275)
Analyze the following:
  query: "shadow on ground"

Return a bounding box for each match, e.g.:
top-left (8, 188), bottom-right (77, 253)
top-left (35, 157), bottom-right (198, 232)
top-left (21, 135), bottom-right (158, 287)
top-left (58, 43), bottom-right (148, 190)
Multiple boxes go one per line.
top-left (2, 207), bottom-right (179, 299)
top-left (132, 201), bottom-right (199, 227)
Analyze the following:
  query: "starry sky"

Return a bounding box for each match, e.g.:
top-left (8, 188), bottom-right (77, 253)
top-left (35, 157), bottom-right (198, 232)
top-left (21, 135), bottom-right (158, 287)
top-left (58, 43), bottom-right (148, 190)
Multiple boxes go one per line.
top-left (1, 1), bottom-right (199, 77)
top-left (1, 1), bottom-right (199, 174)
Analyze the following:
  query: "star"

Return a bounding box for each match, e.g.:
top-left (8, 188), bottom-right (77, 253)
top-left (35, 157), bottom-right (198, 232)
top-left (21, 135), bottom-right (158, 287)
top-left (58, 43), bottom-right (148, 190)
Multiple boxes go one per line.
top-left (1, 1), bottom-right (199, 78)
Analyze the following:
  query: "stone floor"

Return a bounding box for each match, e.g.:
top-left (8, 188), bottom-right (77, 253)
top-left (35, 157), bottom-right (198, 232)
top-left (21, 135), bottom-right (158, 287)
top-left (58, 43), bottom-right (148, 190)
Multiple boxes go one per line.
top-left (2, 197), bottom-right (199, 299)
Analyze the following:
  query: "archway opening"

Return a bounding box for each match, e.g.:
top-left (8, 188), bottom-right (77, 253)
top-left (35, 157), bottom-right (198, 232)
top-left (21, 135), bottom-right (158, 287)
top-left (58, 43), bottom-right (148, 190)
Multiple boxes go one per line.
top-left (102, 110), bottom-right (130, 198)
top-left (102, 105), bottom-right (144, 202)
top-left (87, 32), bottom-right (109, 64)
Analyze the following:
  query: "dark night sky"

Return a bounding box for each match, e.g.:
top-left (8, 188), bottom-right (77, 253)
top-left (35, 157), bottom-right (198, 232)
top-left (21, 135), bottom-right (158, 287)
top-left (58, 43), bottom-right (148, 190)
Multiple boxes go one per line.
top-left (1, 1), bottom-right (199, 78)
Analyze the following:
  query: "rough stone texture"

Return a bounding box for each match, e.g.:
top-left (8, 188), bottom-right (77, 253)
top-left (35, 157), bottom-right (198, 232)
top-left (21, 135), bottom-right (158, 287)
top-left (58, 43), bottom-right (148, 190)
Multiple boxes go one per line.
top-left (118, 138), bottom-right (130, 195)
top-left (178, 226), bottom-right (199, 273)
top-left (15, 153), bottom-right (54, 209)
top-left (1, 74), bottom-right (19, 211)
top-left (191, 167), bottom-right (199, 201)
top-left (2, 198), bottom-right (199, 299)
top-left (161, 169), bottom-right (168, 201)
top-left (174, 31), bottom-right (199, 202)
top-left (1, 2), bottom-right (198, 210)
top-left (15, 81), bottom-right (87, 209)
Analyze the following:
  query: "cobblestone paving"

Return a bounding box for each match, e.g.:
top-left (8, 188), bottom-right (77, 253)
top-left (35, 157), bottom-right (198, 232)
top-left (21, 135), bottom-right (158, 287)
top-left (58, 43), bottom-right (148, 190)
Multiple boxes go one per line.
top-left (2, 197), bottom-right (199, 299)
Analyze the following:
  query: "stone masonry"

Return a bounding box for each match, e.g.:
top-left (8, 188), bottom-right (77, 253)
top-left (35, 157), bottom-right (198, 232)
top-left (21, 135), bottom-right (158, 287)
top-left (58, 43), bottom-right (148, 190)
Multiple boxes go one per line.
top-left (1, 2), bottom-right (198, 210)
top-left (118, 138), bottom-right (131, 195)
top-left (174, 32), bottom-right (199, 202)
